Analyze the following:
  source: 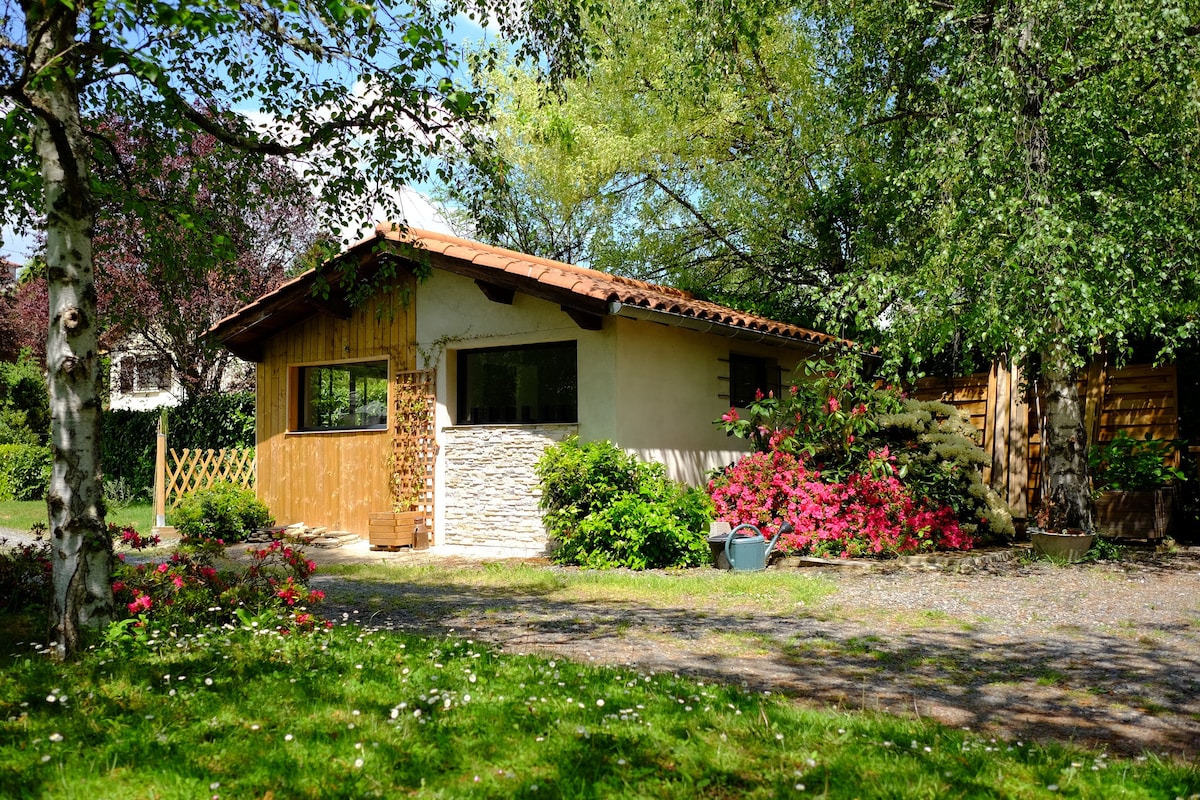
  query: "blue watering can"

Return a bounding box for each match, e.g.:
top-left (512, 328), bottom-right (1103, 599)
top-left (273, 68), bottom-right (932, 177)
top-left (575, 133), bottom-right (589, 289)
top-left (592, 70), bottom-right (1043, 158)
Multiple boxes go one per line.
top-left (710, 522), bottom-right (792, 571)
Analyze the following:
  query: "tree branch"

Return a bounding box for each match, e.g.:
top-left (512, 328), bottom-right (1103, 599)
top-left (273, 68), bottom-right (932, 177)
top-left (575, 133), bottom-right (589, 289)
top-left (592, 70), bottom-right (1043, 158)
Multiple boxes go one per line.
top-left (648, 174), bottom-right (757, 272)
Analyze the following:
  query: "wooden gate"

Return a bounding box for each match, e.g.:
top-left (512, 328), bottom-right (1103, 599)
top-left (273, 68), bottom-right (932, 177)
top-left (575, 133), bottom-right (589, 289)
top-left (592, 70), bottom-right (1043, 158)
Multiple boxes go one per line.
top-left (391, 369), bottom-right (438, 535)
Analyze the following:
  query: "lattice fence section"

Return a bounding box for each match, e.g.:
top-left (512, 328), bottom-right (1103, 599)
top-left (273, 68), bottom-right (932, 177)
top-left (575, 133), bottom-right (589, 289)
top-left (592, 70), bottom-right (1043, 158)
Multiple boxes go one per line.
top-left (392, 369), bottom-right (437, 530)
top-left (165, 447), bottom-right (256, 508)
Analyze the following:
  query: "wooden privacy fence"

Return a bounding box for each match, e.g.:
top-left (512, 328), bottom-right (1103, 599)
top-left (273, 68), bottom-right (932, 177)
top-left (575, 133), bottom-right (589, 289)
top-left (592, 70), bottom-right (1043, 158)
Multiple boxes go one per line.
top-left (912, 360), bottom-right (1180, 517)
top-left (153, 434), bottom-right (256, 527)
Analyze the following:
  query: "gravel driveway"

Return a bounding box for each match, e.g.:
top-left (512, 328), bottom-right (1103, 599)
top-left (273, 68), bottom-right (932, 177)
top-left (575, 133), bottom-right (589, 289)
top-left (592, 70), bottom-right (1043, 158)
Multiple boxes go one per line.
top-left (316, 547), bottom-right (1200, 759)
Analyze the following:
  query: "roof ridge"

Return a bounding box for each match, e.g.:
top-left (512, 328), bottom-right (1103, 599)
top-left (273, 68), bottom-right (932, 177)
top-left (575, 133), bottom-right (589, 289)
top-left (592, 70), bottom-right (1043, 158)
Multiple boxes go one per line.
top-left (375, 223), bottom-right (697, 302)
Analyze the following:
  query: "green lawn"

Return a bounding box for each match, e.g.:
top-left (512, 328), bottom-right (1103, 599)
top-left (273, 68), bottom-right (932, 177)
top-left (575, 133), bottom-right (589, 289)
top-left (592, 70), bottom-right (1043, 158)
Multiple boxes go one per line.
top-left (0, 500), bottom-right (154, 534)
top-left (2, 621), bottom-right (1196, 799)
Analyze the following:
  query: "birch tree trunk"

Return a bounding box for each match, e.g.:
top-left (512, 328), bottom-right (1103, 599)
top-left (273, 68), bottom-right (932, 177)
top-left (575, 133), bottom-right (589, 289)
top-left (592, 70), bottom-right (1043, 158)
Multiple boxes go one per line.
top-left (1040, 340), bottom-right (1094, 531)
top-left (26, 1), bottom-right (112, 659)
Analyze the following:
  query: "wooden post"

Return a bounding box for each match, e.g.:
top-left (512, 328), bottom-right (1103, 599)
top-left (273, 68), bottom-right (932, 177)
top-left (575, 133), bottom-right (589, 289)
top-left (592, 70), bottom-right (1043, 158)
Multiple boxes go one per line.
top-left (1007, 362), bottom-right (1030, 517)
top-left (1083, 350), bottom-right (1108, 447)
top-left (153, 408), bottom-right (168, 531)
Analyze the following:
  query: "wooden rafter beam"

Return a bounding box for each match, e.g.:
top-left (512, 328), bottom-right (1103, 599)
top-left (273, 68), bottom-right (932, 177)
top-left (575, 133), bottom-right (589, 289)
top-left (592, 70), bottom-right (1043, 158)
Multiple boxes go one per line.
top-left (474, 279), bottom-right (515, 305)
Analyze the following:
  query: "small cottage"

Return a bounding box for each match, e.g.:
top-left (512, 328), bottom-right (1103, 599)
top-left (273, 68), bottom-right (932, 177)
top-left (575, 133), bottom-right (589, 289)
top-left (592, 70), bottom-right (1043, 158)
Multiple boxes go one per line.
top-left (209, 225), bottom-right (841, 553)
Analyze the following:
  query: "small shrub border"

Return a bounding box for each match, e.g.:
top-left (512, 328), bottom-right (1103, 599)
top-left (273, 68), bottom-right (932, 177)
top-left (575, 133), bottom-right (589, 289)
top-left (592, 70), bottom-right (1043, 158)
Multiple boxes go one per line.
top-left (171, 481), bottom-right (273, 543)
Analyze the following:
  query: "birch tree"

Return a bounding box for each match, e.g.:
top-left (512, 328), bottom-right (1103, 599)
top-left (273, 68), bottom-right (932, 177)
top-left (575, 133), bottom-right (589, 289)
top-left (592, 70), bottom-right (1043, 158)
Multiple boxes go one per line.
top-left (0, 0), bottom-right (589, 658)
top-left (819, 0), bottom-right (1200, 530)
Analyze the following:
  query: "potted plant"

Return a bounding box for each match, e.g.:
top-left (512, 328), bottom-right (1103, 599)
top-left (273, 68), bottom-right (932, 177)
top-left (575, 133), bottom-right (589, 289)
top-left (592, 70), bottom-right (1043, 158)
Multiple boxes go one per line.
top-left (1089, 432), bottom-right (1185, 540)
top-left (1027, 497), bottom-right (1094, 560)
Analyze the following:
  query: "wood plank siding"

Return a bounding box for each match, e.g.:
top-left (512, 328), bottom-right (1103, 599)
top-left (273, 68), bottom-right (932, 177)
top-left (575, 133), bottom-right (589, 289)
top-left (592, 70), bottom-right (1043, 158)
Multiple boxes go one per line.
top-left (255, 281), bottom-right (417, 535)
top-left (913, 360), bottom-right (1180, 519)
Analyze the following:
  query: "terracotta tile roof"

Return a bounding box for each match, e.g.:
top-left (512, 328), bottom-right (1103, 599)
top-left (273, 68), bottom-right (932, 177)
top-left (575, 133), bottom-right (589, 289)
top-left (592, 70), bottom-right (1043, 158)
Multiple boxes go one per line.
top-left (371, 225), bottom-right (840, 346)
top-left (208, 224), bottom-right (842, 360)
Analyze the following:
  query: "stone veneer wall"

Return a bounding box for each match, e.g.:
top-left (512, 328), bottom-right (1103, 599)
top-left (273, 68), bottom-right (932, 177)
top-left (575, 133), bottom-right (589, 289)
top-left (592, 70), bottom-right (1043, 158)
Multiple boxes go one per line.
top-left (440, 424), bottom-right (578, 549)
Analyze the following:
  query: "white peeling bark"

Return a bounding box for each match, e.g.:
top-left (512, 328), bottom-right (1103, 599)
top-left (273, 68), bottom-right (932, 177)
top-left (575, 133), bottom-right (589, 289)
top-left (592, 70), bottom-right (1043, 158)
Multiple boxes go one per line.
top-left (27, 1), bottom-right (112, 658)
top-left (1040, 342), bottom-right (1094, 532)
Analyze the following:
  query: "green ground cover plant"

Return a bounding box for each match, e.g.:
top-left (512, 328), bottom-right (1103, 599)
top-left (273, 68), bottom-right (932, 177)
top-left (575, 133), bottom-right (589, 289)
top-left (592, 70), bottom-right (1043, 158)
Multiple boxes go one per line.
top-left (321, 561), bottom-right (838, 609)
top-left (2, 619), bottom-right (1196, 799)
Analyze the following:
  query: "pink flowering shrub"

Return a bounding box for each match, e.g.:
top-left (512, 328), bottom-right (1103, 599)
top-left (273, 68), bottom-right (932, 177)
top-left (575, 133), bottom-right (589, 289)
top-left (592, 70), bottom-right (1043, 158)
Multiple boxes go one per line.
top-left (714, 347), bottom-right (1014, 543)
top-left (708, 451), bottom-right (973, 558)
top-left (111, 529), bottom-right (329, 635)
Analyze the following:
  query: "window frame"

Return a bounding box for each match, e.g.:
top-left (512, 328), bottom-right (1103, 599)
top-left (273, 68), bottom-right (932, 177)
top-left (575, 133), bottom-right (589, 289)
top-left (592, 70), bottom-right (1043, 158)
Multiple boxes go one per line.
top-left (455, 340), bottom-right (578, 425)
top-left (728, 352), bottom-right (781, 408)
top-left (293, 358), bottom-right (390, 433)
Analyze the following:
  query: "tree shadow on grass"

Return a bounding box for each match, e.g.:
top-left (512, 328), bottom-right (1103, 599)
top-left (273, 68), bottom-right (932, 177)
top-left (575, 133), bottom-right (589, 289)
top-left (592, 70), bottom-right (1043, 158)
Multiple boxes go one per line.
top-left (314, 561), bottom-right (1200, 758)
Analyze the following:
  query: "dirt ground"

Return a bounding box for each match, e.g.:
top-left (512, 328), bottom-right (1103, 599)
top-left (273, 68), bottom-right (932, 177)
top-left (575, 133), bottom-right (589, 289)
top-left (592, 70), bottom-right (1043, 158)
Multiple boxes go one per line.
top-left (312, 546), bottom-right (1200, 760)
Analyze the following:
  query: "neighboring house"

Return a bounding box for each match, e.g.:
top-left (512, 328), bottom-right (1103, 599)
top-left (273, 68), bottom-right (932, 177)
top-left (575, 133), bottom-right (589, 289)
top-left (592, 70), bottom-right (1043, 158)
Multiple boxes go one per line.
top-left (107, 332), bottom-right (255, 411)
top-left (1, 258), bottom-right (17, 285)
top-left (107, 335), bottom-right (182, 411)
top-left (209, 225), bottom-right (843, 552)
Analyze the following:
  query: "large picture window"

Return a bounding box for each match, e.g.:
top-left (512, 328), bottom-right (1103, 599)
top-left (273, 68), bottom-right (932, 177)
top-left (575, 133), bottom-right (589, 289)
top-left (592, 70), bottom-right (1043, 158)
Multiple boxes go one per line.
top-left (457, 341), bottom-right (577, 424)
top-left (729, 353), bottom-right (780, 408)
top-left (298, 360), bottom-right (388, 431)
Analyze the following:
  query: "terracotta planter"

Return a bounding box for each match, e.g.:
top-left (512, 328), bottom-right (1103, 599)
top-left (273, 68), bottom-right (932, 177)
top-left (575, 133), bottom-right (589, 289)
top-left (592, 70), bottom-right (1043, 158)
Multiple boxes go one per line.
top-left (1030, 528), bottom-right (1094, 561)
top-left (1094, 488), bottom-right (1175, 539)
top-left (368, 511), bottom-right (430, 550)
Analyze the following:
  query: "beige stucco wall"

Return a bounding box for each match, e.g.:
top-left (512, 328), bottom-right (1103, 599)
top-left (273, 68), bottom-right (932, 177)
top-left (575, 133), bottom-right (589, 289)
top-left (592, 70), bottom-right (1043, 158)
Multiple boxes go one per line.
top-left (413, 269), bottom-right (819, 547)
top-left (610, 316), bottom-right (817, 484)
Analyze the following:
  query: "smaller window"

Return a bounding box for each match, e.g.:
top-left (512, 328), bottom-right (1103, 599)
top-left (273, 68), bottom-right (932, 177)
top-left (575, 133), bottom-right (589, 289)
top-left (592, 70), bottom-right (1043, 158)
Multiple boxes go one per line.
top-left (118, 354), bottom-right (172, 394)
top-left (729, 353), bottom-right (779, 407)
top-left (298, 360), bottom-right (388, 431)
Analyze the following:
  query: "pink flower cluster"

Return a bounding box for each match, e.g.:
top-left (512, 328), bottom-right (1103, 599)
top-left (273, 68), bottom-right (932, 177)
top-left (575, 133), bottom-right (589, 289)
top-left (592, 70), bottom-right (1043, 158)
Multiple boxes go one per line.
top-left (709, 451), bottom-right (974, 558)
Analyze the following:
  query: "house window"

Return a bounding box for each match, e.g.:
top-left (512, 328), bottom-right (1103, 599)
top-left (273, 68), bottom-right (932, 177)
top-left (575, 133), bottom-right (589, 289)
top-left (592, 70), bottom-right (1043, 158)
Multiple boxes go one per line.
top-left (298, 360), bottom-right (388, 431)
top-left (118, 354), bottom-right (172, 394)
top-left (457, 341), bottom-right (577, 424)
top-left (729, 353), bottom-right (779, 407)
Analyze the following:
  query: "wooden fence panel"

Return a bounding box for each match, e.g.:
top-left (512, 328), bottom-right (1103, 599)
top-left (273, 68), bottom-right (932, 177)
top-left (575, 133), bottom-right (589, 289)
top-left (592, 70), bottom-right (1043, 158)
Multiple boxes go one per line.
top-left (158, 447), bottom-right (256, 511)
top-left (913, 359), bottom-right (1179, 519)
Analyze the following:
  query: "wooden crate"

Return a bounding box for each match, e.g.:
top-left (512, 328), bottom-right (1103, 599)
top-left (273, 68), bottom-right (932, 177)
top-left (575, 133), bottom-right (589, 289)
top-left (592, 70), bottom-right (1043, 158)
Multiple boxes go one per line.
top-left (368, 511), bottom-right (430, 549)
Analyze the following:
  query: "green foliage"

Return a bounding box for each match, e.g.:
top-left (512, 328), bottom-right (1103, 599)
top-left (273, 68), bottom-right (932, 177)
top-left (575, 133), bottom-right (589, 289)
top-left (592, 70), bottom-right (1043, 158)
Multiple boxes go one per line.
top-left (0, 352), bottom-right (49, 446)
top-left (1088, 432), bottom-right (1187, 491)
top-left (102, 392), bottom-right (255, 500)
top-left (0, 444), bottom-right (51, 501)
top-left (171, 481), bottom-right (273, 543)
top-left (816, 0), bottom-right (1200, 374)
top-left (536, 436), bottom-right (714, 569)
top-left (0, 533), bottom-right (50, 612)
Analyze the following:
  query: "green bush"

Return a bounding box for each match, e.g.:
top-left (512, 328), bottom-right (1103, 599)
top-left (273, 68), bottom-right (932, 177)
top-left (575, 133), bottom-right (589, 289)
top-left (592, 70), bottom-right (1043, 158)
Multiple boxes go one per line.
top-left (171, 481), bottom-right (273, 543)
top-left (0, 352), bottom-right (49, 446)
top-left (0, 443), bottom-right (51, 501)
top-left (536, 437), bottom-right (714, 569)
